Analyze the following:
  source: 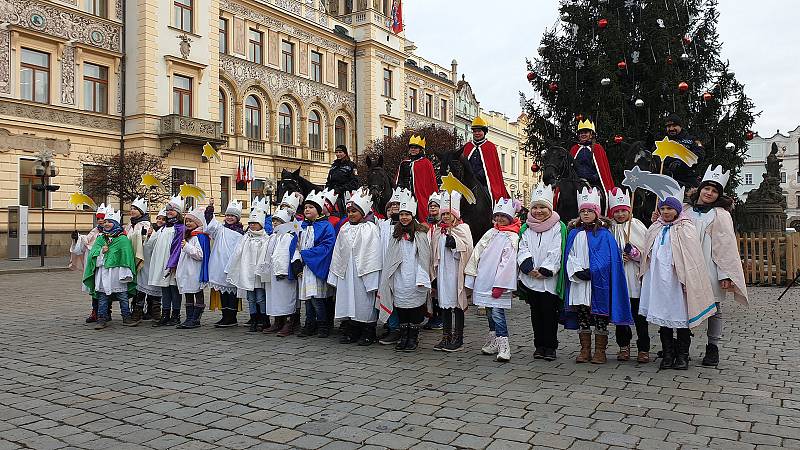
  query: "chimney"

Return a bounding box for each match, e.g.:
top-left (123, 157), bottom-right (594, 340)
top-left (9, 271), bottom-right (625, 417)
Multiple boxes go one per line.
top-left (451, 59), bottom-right (458, 83)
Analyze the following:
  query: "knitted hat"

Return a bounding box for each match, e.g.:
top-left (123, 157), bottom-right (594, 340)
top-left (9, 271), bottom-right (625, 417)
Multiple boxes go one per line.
top-left (657, 196), bottom-right (683, 214)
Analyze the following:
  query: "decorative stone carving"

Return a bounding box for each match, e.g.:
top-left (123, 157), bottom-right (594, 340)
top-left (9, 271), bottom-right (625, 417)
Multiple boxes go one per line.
top-left (0, 128), bottom-right (71, 155)
top-left (60, 45), bottom-right (75, 105)
top-left (159, 114), bottom-right (224, 156)
top-left (0, 30), bottom-right (10, 95)
top-left (0, 100), bottom-right (121, 131)
top-left (742, 142), bottom-right (788, 233)
top-left (385, 98), bottom-right (391, 115)
top-left (178, 34), bottom-right (192, 59)
top-left (115, 0), bottom-right (124, 21)
top-left (406, 111), bottom-right (449, 131)
top-left (0, 1), bottom-right (122, 52)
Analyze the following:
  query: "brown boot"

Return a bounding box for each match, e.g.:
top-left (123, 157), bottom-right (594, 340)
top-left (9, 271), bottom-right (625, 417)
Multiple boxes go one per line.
top-left (264, 316), bottom-right (284, 334)
top-left (637, 351), bottom-right (651, 363)
top-left (276, 318), bottom-right (294, 337)
top-left (617, 345), bottom-right (630, 361)
top-left (576, 331), bottom-right (592, 363)
top-left (591, 333), bottom-right (608, 364)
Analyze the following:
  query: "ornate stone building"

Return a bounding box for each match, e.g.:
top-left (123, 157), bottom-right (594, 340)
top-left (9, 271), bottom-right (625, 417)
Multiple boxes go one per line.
top-left (0, 0), bottom-right (457, 255)
top-left (455, 74), bottom-right (480, 143)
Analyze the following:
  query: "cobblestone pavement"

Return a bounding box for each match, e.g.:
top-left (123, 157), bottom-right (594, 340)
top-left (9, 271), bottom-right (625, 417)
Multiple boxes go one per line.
top-left (1, 271), bottom-right (799, 450)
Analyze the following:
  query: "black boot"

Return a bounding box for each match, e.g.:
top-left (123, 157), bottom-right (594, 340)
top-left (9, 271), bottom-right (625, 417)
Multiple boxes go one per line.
top-left (404, 325), bottom-right (420, 352)
top-left (298, 321), bottom-right (318, 338)
top-left (153, 308), bottom-right (171, 327)
top-left (261, 313), bottom-right (270, 331)
top-left (338, 320), bottom-right (353, 343)
top-left (325, 297), bottom-right (335, 329)
top-left (357, 323), bottom-right (377, 346)
top-left (169, 309), bottom-right (181, 326)
top-left (658, 328), bottom-right (675, 370)
top-left (248, 314), bottom-right (259, 332)
top-left (673, 331), bottom-right (691, 370)
top-left (176, 305), bottom-right (194, 329)
top-left (394, 324), bottom-right (410, 351)
top-left (214, 307), bottom-right (226, 326)
top-left (702, 343), bottom-right (719, 366)
top-left (317, 321), bottom-right (330, 338)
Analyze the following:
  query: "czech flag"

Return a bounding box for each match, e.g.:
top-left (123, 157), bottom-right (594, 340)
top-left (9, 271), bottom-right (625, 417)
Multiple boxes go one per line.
top-left (390, 0), bottom-right (403, 34)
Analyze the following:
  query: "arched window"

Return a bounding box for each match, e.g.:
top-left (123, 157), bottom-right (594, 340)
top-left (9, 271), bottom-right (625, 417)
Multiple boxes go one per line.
top-left (308, 110), bottom-right (321, 149)
top-left (245, 95), bottom-right (261, 139)
top-left (219, 89), bottom-right (227, 134)
top-left (279, 103), bottom-right (293, 145)
top-left (335, 117), bottom-right (346, 148)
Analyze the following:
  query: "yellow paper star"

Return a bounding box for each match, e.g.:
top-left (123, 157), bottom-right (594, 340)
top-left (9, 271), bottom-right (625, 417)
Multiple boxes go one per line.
top-left (68, 192), bottom-right (96, 209)
top-left (652, 137), bottom-right (698, 166)
top-left (179, 183), bottom-right (206, 202)
top-left (202, 142), bottom-right (220, 162)
top-left (440, 172), bottom-right (476, 205)
top-left (141, 173), bottom-right (163, 189)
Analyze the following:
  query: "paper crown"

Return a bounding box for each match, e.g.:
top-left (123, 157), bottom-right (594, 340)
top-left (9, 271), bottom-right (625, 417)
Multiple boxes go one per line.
top-left (347, 188), bottom-right (373, 215)
top-left (389, 187), bottom-right (404, 204)
top-left (577, 119), bottom-right (596, 133)
top-left (132, 197), bottom-right (148, 214)
top-left (105, 206), bottom-right (121, 224)
top-left (440, 191), bottom-right (462, 218)
top-left (409, 135), bottom-right (426, 149)
top-left (471, 116), bottom-right (488, 129)
top-left (248, 206), bottom-right (266, 225)
top-left (530, 183), bottom-right (555, 209)
top-left (273, 208), bottom-right (292, 225)
top-left (251, 196), bottom-right (269, 213)
top-left (96, 202), bottom-right (107, 218)
top-left (702, 165), bottom-right (730, 188)
top-left (157, 208), bottom-right (166, 218)
top-left (398, 189), bottom-right (417, 215)
top-left (321, 188), bottom-right (338, 208)
top-left (186, 207), bottom-right (208, 229)
top-left (225, 199), bottom-right (243, 217)
top-left (168, 195), bottom-right (185, 212)
top-left (428, 191), bottom-right (442, 206)
top-left (280, 191), bottom-right (301, 211)
top-left (577, 187), bottom-right (602, 209)
top-left (607, 187), bottom-right (632, 211)
top-left (493, 197), bottom-right (516, 218)
top-left (304, 190), bottom-right (326, 211)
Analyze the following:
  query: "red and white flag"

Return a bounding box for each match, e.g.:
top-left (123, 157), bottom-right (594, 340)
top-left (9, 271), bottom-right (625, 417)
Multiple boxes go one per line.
top-left (390, 0), bottom-right (403, 34)
top-left (236, 157), bottom-right (243, 184)
top-left (248, 158), bottom-right (256, 182)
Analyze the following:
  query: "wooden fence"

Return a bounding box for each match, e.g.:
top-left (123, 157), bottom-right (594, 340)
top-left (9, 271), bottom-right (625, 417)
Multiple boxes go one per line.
top-left (737, 232), bottom-right (800, 286)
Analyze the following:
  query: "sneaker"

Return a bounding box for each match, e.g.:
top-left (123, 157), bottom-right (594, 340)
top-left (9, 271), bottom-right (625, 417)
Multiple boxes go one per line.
top-left (122, 316), bottom-right (139, 327)
top-left (379, 329), bottom-right (402, 345)
top-left (543, 348), bottom-right (557, 361)
top-left (442, 335), bottom-right (464, 353)
top-left (481, 331), bottom-right (498, 355)
top-left (433, 334), bottom-right (450, 351)
top-left (496, 336), bottom-right (511, 362)
top-left (533, 347), bottom-right (545, 359)
top-left (94, 319), bottom-right (108, 330)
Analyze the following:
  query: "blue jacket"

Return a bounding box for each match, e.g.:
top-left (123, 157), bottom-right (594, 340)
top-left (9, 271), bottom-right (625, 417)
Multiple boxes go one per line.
top-left (297, 219), bottom-right (336, 281)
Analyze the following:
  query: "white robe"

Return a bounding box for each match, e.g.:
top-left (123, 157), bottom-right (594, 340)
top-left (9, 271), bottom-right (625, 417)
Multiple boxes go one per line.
top-left (139, 232), bottom-right (162, 296)
top-left (517, 224), bottom-right (562, 295)
top-left (329, 221), bottom-right (381, 322)
top-left (687, 208), bottom-right (726, 302)
top-left (566, 230), bottom-right (592, 307)
top-left (610, 220), bottom-right (647, 299)
top-left (176, 235), bottom-right (205, 294)
top-left (206, 219), bottom-right (244, 294)
top-left (465, 230), bottom-right (518, 309)
top-left (298, 225), bottom-right (330, 301)
top-left (94, 251), bottom-right (134, 295)
top-left (260, 232), bottom-right (299, 316)
top-left (639, 228), bottom-right (688, 328)
top-left (437, 236), bottom-right (460, 309)
top-left (391, 239), bottom-right (431, 309)
top-left (71, 229), bottom-right (100, 293)
top-left (147, 225), bottom-right (177, 287)
top-left (226, 230), bottom-right (270, 292)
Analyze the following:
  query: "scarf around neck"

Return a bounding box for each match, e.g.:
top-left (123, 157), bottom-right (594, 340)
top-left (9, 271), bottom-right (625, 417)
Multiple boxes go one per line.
top-left (494, 218), bottom-right (521, 234)
top-left (526, 210), bottom-right (561, 233)
top-left (225, 221), bottom-right (245, 234)
top-left (130, 214), bottom-right (150, 227)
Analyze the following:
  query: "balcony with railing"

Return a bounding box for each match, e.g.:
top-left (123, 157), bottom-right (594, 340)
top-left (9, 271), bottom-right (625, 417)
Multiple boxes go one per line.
top-left (280, 145), bottom-right (298, 158)
top-left (159, 114), bottom-right (224, 156)
top-left (310, 149), bottom-right (326, 162)
top-left (247, 139), bottom-right (266, 154)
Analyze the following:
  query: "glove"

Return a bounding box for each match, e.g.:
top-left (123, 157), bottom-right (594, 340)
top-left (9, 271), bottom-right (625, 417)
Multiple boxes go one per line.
top-left (445, 235), bottom-right (456, 249)
top-left (537, 267), bottom-right (553, 278)
top-left (491, 287), bottom-right (505, 299)
top-left (276, 274), bottom-right (287, 281)
top-left (291, 260), bottom-right (304, 278)
top-left (623, 243), bottom-right (633, 254)
top-left (71, 231), bottom-right (79, 241)
top-left (519, 257), bottom-right (534, 275)
top-left (575, 269), bottom-right (591, 281)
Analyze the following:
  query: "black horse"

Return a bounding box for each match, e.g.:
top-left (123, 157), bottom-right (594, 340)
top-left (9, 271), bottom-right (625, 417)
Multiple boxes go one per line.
top-left (276, 168), bottom-right (323, 215)
top-left (437, 148), bottom-right (493, 243)
top-left (364, 154), bottom-right (395, 218)
top-left (541, 146), bottom-right (596, 224)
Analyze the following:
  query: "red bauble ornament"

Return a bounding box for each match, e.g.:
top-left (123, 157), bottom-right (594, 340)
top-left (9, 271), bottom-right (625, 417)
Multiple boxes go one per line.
top-left (702, 92), bottom-right (713, 101)
top-left (617, 60), bottom-right (627, 70)
top-left (746, 131), bottom-right (755, 141)
top-left (527, 71), bottom-right (536, 81)
top-left (598, 18), bottom-right (608, 29)
top-left (682, 35), bottom-right (692, 45)
top-left (548, 82), bottom-right (558, 92)
top-left (613, 135), bottom-right (624, 144)
top-left (678, 81), bottom-right (689, 92)
top-left (531, 163), bottom-right (540, 173)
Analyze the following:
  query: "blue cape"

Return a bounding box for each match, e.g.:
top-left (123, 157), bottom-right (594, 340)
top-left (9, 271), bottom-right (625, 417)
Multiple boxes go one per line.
top-left (297, 219), bottom-right (336, 281)
top-left (263, 215), bottom-right (274, 235)
top-left (562, 226), bottom-right (633, 329)
top-left (196, 233), bottom-right (211, 284)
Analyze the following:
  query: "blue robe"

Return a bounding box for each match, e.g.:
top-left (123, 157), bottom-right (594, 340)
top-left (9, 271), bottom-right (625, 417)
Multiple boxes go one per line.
top-left (562, 226), bottom-right (633, 329)
top-left (296, 219), bottom-right (336, 282)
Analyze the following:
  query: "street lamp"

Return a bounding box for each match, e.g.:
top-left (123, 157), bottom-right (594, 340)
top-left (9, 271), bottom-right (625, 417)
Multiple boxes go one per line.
top-left (30, 149), bottom-right (60, 267)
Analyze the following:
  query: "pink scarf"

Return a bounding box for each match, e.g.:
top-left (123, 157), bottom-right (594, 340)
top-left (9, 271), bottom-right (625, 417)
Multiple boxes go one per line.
top-left (526, 210), bottom-right (561, 233)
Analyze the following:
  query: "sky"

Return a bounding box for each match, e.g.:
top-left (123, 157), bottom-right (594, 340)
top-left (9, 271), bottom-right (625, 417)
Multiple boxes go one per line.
top-left (402, 0), bottom-right (799, 138)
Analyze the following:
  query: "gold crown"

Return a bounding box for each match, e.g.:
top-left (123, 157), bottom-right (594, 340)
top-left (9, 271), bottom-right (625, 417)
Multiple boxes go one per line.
top-left (577, 119), bottom-right (595, 133)
top-left (409, 135), bottom-right (426, 149)
top-left (471, 116), bottom-right (488, 128)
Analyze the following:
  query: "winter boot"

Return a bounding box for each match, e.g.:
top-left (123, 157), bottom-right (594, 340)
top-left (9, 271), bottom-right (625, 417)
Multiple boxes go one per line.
top-left (495, 336), bottom-right (511, 362)
top-left (276, 316), bottom-right (295, 337)
top-left (659, 329), bottom-right (675, 370)
top-left (591, 333), bottom-right (608, 364)
top-left (264, 316), bottom-right (284, 333)
top-left (673, 332), bottom-right (691, 370)
top-left (394, 324), bottom-right (410, 351)
top-left (701, 343), bottom-right (719, 367)
top-left (129, 304), bottom-right (143, 327)
top-left (317, 322), bottom-right (330, 338)
top-left (169, 309), bottom-right (181, 326)
top-left (339, 320), bottom-right (354, 344)
top-left (261, 314), bottom-right (271, 331)
top-left (184, 307), bottom-right (203, 329)
top-left (543, 348), bottom-right (557, 361)
top-left (403, 325), bottom-right (420, 352)
top-left (214, 308), bottom-right (226, 326)
top-left (481, 331), bottom-right (499, 355)
top-left (443, 330), bottom-right (464, 352)
top-left (143, 297), bottom-right (154, 321)
top-left (153, 308), bottom-right (171, 327)
top-left (379, 328), bottom-right (402, 345)
top-left (617, 345), bottom-right (631, 362)
top-left (357, 323), bottom-right (377, 346)
top-left (176, 305), bottom-right (195, 329)
top-left (576, 331), bottom-right (592, 363)
top-left (85, 308), bottom-right (98, 324)
top-left (94, 317), bottom-right (108, 330)
top-left (247, 314), bottom-right (259, 332)
top-left (150, 303), bottom-right (162, 323)
top-left (297, 321), bottom-right (318, 338)
top-left (433, 329), bottom-right (451, 351)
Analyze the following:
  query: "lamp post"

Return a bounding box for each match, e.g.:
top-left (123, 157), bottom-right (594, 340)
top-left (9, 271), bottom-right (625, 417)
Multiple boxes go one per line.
top-left (30, 149), bottom-right (60, 267)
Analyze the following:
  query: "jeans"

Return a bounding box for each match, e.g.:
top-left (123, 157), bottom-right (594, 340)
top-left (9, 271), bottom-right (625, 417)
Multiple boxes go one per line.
top-left (304, 297), bottom-right (327, 326)
top-left (707, 302), bottom-right (723, 346)
top-left (387, 310), bottom-right (399, 331)
top-left (486, 307), bottom-right (508, 337)
top-left (615, 297), bottom-right (651, 351)
top-left (184, 291), bottom-right (205, 309)
top-left (97, 291), bottom-right (130, 320)
top-left (247, 288), bottom-right (266, 315)
top-left (161, 285), bottom-right (181, 311)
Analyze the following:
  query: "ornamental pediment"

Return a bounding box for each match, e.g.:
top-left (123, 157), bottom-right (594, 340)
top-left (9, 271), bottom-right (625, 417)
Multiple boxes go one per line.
top-left (0, 128), bottom-right (70, 155)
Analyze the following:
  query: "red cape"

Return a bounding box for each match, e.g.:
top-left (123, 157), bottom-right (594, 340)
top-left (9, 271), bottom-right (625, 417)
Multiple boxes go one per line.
top-left (569, 143), bottom-right (616, 193)
top-left (463, 140), bottom-right (509, 202)
top-left (395, 157), bottom-right (438, 222)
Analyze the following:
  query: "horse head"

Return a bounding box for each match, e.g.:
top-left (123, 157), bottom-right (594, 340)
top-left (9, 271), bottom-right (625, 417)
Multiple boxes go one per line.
top-left (541, 146), bottom-right (573, 185)
top-left (276, 168), bottom-right (301, 203)
top-left (365, 154), bottom-right (393, 215)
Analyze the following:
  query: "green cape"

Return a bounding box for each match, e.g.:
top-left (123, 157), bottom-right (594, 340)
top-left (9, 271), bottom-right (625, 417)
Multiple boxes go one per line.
top-left (82, 233), bottom-right (138, 296)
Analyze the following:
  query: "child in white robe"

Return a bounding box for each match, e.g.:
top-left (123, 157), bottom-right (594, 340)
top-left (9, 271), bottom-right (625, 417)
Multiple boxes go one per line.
top-left (124, 198), bottom-right (152, 326)
top-left (175, 207), bottom-right (209, 329)
top-left (259, 209), bottom-right (300, 335)
top-left (204, 198), bottom-right (245, 328)
top-left (226, 206), bottom-right (271, 332)
top-left (71, 204), bottom-right (107, 323)
top-left (149, 196), bottom-right (186, 327)
top-left (377, 188), bottom-right (403, 345)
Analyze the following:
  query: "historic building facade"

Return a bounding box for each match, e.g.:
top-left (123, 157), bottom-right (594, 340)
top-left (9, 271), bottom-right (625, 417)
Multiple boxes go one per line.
top-left (0, 0), bottom-right (456, 256)
top-left (455, 74), bottom-right (480, 143)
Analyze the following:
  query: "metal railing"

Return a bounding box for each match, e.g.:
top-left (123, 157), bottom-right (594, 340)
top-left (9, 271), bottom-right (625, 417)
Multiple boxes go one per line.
top-left (281, 145), bottom-right (298, 158)
top-left (247, 139), bottom-right (266, 154)
top-left (310, 149), bottom-right (326, 162)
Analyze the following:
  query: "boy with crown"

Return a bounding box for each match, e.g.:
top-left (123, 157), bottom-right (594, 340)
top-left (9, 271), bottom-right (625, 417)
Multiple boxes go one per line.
top-left (563, 187), bottom-right (632, 364)
top-left (71, 203), bottom-right (108, 323)
top-left (174, 207), bottom-right (211, 329)
top-left (685, 165), bottom-right (748, 366)
top-left (140, 208), bottom-right (166, 322)
top-left (465, 197), bottom-right (521, 362)
top-left (279, 191), bottom-right (304, 219)
top-left (570, 120), bottom-right (615, 194)
top-left (377, 187), bottom-right (406, 345)
top-left (204, 198), bottom-right (245, 328)
top-left (517, 183), bottom-right (567, 361)
top-left (296, 190), bottom-right (337, 338)
top-left (124, 197), bottom-right (154, 326)
top-left (378, 190), bottom-right (432, 351)
top-left (431, 190), bottom-right (474, 352)
top-left (148, 195), bottom-right (186, 327)
top-left (396, 135), bottom-right (438, 222)
top-left (82, 207), bottom-right (138, 329)
top-left (259, 208), bottom-right (300, 335)
top-left (329, 188), bottom-right (383, 345)
top-left (606, 188), bottom-right (651, 363)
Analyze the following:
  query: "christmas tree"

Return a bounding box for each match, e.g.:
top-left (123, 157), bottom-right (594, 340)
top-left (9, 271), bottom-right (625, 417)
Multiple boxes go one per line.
top-left (521, 0), bottom-right (756, 195)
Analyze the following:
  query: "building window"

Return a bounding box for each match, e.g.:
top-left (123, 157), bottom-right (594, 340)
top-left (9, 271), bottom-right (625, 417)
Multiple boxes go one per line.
top-left (424, 93), bottom-right (433, 117)
top-left (173, 0), bottom-right (193, 33)
top-left (383, 126), bottom-right (393, 138)
top-left (335, 117), bottom-right (346, 148)
top-left (408, 88), bottom-right (417, 113)
top-left (337, 61), bottom-right (348, 90)
top-left (20, 48), bottom-right (49, 104)
top-left (511, 154), bottom-right (516, 175)
top-left (248, 29), bottom-right (263, 64)
top-left (245, 95), bottom-right (261, 139)
top-left (85, 0), bottom-right (107, 18)
top-left (219, 18), bottom-right (229, 54)
top-left (171, 168), bottom-right (196, 209)
top-left (311, 51), bottom-right (322, 82)
top-left (279, 103), bottom-right (293, 145)
top-left (220, 176), bottom-right (230, 208)
top-left (440, 99), bottom-right (447, 120)
top-left (172, 74), bottom-right (192, 116)
top-left (83, 63), bottom-right (108, 114)
top-left (282, 41), bottom-right (294, 74)
top-left (500, 151), bottom-right (506, 171)
top-left (744, 173), bottom-right (752, 185)
top-left (219, 89), bottom-right (227, 133)
top-left (82, 164), bottom-right (108, 208)
top-left (19, 159), bottom-right (46, 208)
top-left (251, 179), bottom-right (265, 202)
top-left (383, 68), bottom-right (392, 97)
top-left (781, 172), bottom-right (787, 183)
top-left (309, 110), bottom-right (321, 149)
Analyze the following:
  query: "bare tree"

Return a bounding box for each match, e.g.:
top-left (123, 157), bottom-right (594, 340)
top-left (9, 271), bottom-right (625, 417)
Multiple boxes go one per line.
top-left (77, 151), bottom-right (171, 209)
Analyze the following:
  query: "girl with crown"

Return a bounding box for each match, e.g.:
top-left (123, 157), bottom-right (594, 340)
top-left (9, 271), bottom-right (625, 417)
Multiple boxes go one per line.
top-left (424, 192), bottom-right (444, 331)
top-left (517, 184), bottom-right (567, 361)
top-left (376, 187), bottom-right (405, 346)
top-left (640, 193), bottom-right (715, 370)
top-left (378, 191), bottom-right (432, 351)
top-left (605, 188), bottom-right (651, 363)
top-left (203, 198), bottom-right (245, 328)
top-left (329, 188), bottom-right (383, 345)
top-left (431, 191), bottom-right (474, 352)
top-left (258, 209), bottom-right (300, 335)
top-left (124, 198), bottom-right (154, 326)
top-left (563, 187), bottom-right (633, 364)
top-left (685, 166), bottom-right (748, 366)
top-left (296, 191), bottom-right (337, 339)
top-left (465, 198), bottom-right (521, 362)
top-left (174, 207), bottom-right (211, 329)
top-left (140, 208), bottom-right (166, 322)
top-left (71, 203), bottom-right (107, 323)
top-left (149, 196), bottom-right (186, 327)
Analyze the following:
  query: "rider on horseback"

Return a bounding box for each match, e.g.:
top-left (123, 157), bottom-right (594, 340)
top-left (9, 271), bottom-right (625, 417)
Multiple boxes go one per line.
top-left (570, 119), bottom-right (615, 195)
top-left (463, 117), bottom-right (509, 202)
top-left (396, 135), bottom-right (438, 222)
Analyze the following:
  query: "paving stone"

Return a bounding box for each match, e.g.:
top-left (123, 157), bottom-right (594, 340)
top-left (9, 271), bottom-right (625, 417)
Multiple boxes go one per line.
top-left (449, 433), bottom-right (493, 449)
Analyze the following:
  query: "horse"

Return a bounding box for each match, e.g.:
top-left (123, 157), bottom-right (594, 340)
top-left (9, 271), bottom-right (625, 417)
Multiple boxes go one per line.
top-left (541, 146), bottom-right (595, 224)
top-left (364, 154), bottom-right (395, 218)
top-left (626, 140), bottom-right (657, 227)
top-left (276, 167), bottom-right (323, 215)
top-left (436, 148), bottom-right (493, 243)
